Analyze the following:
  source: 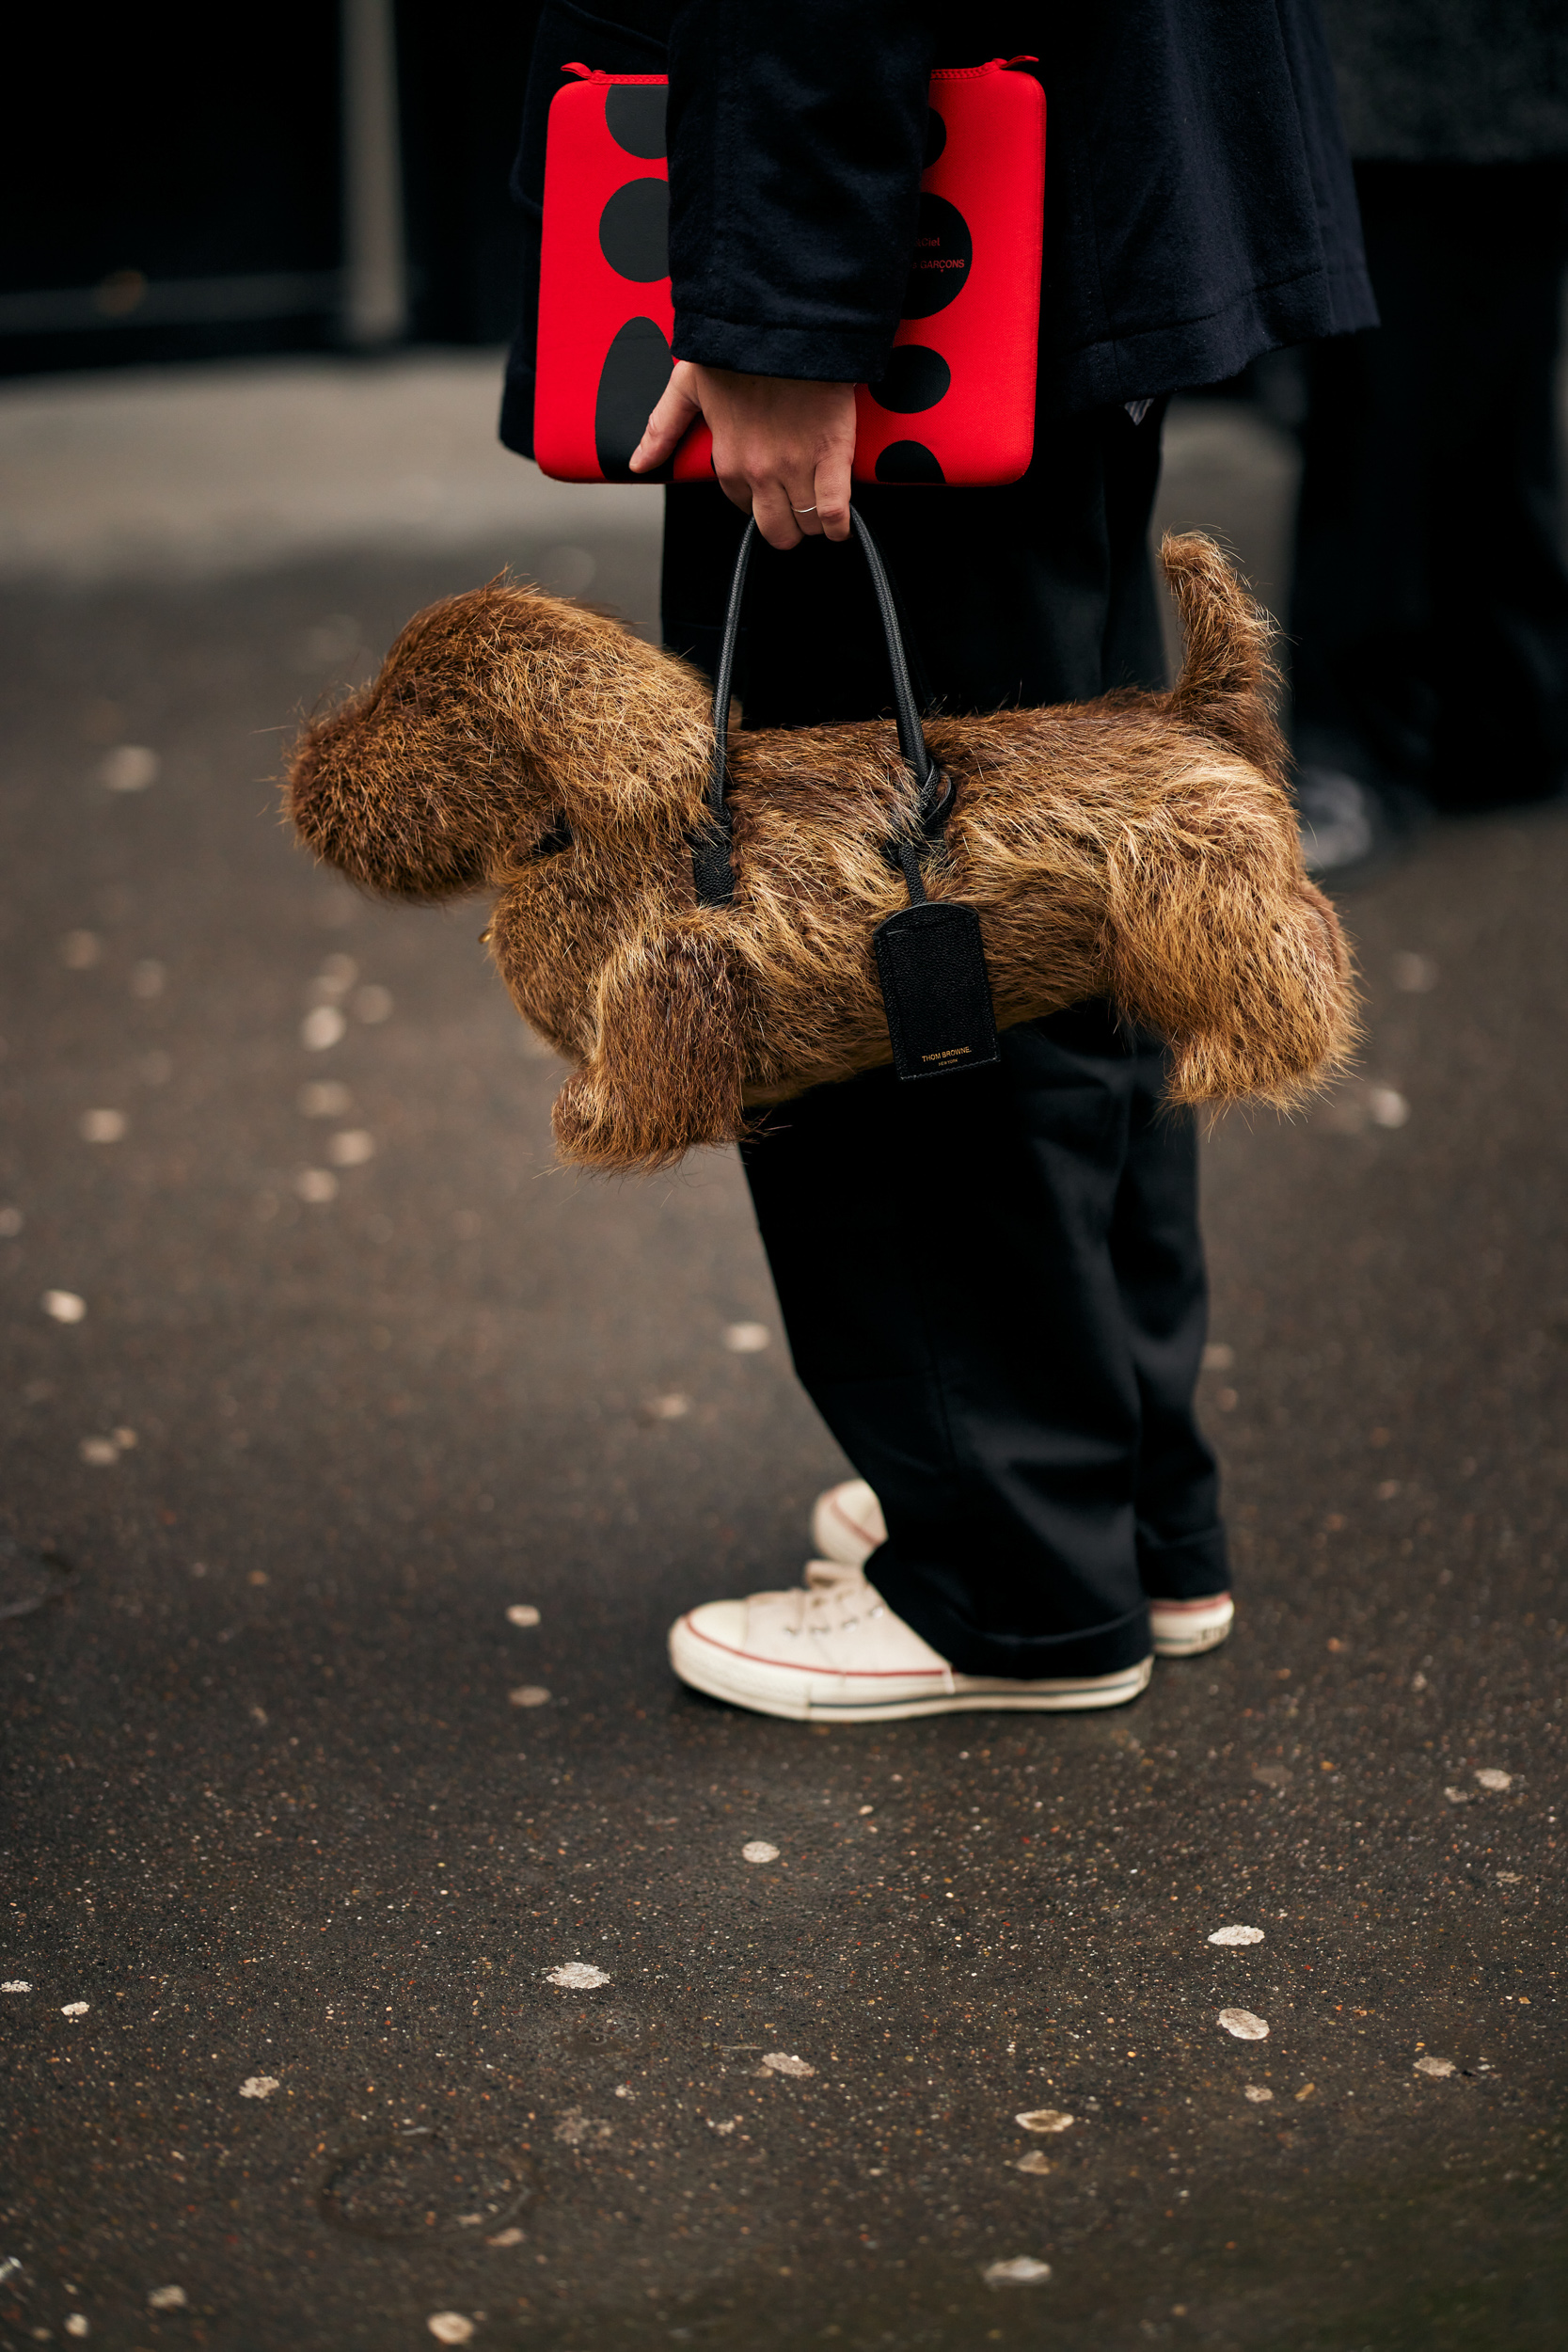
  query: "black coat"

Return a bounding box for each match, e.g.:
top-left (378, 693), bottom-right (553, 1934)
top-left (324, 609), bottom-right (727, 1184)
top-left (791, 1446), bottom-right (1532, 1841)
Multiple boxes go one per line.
top-left (501, 0), bottom-right (1374, 456)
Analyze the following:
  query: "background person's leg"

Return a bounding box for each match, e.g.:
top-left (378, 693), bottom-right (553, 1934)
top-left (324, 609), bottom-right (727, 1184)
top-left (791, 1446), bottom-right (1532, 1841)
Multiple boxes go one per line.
top-left (1291, 160), bottom-right (1568, 813)
top-left (662, 403), bottom-right (1224, 1675)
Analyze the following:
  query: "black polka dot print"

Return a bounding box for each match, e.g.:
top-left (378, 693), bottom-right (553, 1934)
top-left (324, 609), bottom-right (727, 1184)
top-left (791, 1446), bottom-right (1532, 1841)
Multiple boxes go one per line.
top-left (874, 440), bottom-right (946, 484)
top-left (595, 315), bottom-right (674, 477)
top-left (598, 178), bottom-right (671, 282)
top-left (902, 193), bottom-right (972, 320)
top-left (605, 85), bottom-right (667, 159)
top-left (871, 345), bottom-right (952, 414)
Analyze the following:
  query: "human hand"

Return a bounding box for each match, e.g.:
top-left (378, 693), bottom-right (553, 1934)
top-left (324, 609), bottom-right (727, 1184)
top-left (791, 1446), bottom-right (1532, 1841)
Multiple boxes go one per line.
top-left (629, 361), bottom-right (856, 549)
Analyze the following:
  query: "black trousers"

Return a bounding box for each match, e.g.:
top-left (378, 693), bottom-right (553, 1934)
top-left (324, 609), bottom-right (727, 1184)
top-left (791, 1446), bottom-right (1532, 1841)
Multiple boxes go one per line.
top-left (661, 405), bottom-right (1227, 1679)
top-left (1291, 161), bottom-right (1568, 810)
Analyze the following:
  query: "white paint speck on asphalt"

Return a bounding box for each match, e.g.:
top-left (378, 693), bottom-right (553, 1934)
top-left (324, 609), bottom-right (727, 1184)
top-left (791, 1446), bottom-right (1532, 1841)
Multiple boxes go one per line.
top-left (1015, 2109), bottom-right (1074, 2134)
top-left (546, 1963), bottom-right (610, 1989)
top-left (60, 2001), bottom-right (88, 2017)
top-left (1497, 1872), bottom-right (1523, 1883)
top-left (300, 1005), bottom-right (346, 1051)
top-left (239, 2075), bottom-right (280, 2099)
top-left (1201, 1343), bottom-right (1234, 1370)
top-left (79, 1108), bottom-right (127, 1143)
top-left (509, 1685), bottom-right (550, 1708)
top-left (312, 955), bottom-right (357, 997)
top-left (1415, 2056), bottom-right (1456, 2078)
top-left (79, 1438), bottom-right (120, 1466)
top-left (1444, 1787), bottom-right (1470, 1804)
top-left (2, 1980), bottom-right (32, 1993)
top-left (295, 1168), bottom-right (339, 1203)
top-left (426, 2314), bottom-right (474, 2344)
top-left (554, 2107), bottom-right (613, 2148)
top-left (42, 1291), bottom-right (87, 1323)
top-left (328, 1128), bottom-right (374, 1167)
top-left (742, 1841), bottom-right (780, 1865)
top-left (98, 744), bottom-right (159, 792)
top-left (761, 2053), bottom-right (816, 2077)
top-left (643, 1392), bottom-right (691, 1420)
top-left (1217, 2009), bottom-right (1269, 2040)
top-left (486, 2227), bottom-right (526, 2247)
top-left (64, 2314), bottom-right (89, 2337)
top-left (1474, 1769), bottom-right (1513, 1791)
top-left (61, 930), bottom-right (101, 968)
top-left (1209, 1924), bottom-right (1265, 1947)
top-left (1369, 1086), bottom-right (1409, 1128)
top-left (1392, 951), bottom-right (1438, 993)
top-left (1013, 2151), bottom-right (1053, 2174)
top-left (147, 2288), bottom-right (187, 2312)
top-left (355, 985), bottom-right (394, 1024)
top-left (505, 1605), bottom-right (541, 1628)
top-left (721, 1322), bottom-right (770, 1352)
top-left (1243, 2085), bottom-right (1274, 2102)
top-left (983, 2258), bottom-right (1052, 2287)
top-left (299, 1080), bottom-right (351, 1117)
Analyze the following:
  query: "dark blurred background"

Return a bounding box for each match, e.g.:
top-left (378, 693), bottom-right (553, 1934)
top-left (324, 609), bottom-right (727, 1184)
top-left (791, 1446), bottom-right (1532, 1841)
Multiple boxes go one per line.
top-left (0, 1), bottom-right (543, 376)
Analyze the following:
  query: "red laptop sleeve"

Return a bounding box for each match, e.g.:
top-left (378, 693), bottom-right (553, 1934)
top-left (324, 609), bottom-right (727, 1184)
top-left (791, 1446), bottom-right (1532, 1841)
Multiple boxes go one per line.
top-left (533, 59), bottom-right (1045, 488)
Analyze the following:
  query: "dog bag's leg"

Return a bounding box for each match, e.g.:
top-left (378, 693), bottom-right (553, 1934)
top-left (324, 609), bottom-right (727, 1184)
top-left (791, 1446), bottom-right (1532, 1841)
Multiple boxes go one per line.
top-left (551, 921), bottom-right (752, 1173)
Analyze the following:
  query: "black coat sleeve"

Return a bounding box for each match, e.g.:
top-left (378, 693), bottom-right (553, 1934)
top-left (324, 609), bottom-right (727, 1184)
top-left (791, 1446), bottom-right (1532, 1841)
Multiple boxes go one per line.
top-left (666, 0), bottom-right (940, 381)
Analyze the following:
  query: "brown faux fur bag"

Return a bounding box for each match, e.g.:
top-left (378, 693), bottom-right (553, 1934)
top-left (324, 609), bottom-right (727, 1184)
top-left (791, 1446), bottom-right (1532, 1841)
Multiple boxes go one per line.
top-left (286, 523), bottom-right (1355, 1173)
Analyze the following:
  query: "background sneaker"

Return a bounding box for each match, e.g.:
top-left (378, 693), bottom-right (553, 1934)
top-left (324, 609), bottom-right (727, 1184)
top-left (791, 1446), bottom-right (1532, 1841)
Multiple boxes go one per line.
top-left (808, 1480), bottom-right (1234, 1662)
top-left (1148, 1591), bottom-right (1234, 1656)
top-left (810, 1477), bottom-right (884, 1566)
top-left (1294, 762), bottom-right (1428, 886)
top-left (669, 1559), bottom-right (1151, 1723)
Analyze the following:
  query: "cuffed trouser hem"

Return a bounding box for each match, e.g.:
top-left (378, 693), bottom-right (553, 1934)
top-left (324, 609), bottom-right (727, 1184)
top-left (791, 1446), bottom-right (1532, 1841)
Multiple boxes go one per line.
top-left (863, 1561), bottom-right (1152, 1682)
top-left (1138, 1523), bottom-right (1230, 1602)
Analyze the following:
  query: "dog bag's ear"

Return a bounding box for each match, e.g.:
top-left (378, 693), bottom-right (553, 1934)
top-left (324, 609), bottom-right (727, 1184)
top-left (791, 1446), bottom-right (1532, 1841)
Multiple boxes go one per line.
top-left (551, 921), bottom-right (752, 1174)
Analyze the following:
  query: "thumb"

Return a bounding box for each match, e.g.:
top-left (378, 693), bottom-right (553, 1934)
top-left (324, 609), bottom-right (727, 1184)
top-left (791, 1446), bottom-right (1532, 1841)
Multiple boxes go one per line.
top-left (629, 362), bottom-right (704, 473)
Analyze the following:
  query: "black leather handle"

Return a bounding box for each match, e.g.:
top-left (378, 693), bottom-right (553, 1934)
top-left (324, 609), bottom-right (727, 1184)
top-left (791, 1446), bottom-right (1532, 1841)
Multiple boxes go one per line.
top-left (691, 508), bottom-right (946, 909)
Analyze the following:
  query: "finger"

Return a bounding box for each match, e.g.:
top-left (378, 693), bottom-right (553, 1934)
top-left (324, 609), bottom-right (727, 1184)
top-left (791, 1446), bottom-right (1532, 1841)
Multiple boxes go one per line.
top-left (749, 477), bottom-right (804, 551)
top-left (712, 464), bottom-right (756, 518)
top-left (629, 372), bottom-right (702, 473)
top-left (784, 475), bottom-right (826, 537)
top-left (813, 444), bottom-right (854, 543)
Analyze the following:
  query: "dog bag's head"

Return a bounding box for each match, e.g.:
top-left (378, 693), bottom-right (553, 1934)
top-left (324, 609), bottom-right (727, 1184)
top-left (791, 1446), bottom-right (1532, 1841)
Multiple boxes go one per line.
top-left (287, 580), bottom-right (711, 896)
top-left (286, 580), bottom-right (752, 1169)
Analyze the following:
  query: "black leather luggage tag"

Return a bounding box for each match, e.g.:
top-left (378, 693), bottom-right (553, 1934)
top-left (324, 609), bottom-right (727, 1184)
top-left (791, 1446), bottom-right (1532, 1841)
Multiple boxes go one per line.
top-left (873, 899), bottom-right (1000, 1081)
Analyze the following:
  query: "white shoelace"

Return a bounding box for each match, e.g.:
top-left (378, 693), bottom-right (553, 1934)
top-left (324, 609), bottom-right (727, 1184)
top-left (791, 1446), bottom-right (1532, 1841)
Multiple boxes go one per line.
top-left (758, 1560), bottom-right (879, 1636)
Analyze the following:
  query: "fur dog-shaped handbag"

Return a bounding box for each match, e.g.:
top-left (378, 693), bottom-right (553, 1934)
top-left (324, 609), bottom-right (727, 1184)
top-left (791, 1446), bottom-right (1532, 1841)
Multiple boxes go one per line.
top-left (286, 516), bottom-right (1355, 1173)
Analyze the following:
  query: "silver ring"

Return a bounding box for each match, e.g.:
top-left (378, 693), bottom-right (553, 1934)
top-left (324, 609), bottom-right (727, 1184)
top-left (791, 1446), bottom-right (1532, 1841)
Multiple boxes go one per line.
top-left (791, 504), bottom-right (817, 515)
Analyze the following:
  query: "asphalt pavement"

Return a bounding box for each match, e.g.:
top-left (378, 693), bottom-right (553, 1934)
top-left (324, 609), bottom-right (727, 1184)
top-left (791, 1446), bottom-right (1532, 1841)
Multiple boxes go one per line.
top-left (1, 359), bottom-right (1563, 2352)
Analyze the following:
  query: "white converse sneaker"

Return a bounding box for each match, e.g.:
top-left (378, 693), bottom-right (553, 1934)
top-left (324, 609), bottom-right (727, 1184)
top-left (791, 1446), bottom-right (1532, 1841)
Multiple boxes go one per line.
top-left (668, 1560), bottom-right (1152, 1723)
top-left (1143, 1591), bottom-right (1234, 1655)
top-left (809, 1478), bottom-right (1234, 1661)
top-left (810, 1476), bottom-right (886, 1566)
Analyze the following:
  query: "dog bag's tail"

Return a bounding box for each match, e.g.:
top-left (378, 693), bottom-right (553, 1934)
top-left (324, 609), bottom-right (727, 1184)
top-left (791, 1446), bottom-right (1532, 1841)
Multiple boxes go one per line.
top-left (1161, 532), bottom-right (1287, 786)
